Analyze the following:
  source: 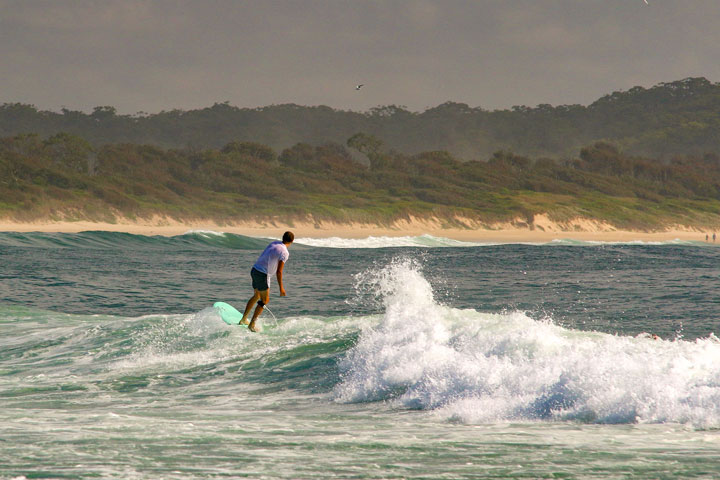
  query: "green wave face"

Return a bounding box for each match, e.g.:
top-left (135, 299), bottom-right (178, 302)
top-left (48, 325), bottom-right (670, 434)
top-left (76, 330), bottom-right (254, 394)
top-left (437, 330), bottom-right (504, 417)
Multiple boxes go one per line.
top-left (0, 306), bottom-right (362, 405)
top-left (0, 231), bottom-right (273, 250)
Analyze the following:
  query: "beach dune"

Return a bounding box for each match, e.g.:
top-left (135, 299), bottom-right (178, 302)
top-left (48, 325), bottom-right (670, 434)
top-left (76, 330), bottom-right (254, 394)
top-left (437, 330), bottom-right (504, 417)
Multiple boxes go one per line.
top-left (0, 214), bottom-right (713, 243)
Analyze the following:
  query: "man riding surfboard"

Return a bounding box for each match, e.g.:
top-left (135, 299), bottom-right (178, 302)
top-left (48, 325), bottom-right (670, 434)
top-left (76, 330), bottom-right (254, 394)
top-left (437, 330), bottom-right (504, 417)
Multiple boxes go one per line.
top-left (240, 231), bottom-right (294, 332)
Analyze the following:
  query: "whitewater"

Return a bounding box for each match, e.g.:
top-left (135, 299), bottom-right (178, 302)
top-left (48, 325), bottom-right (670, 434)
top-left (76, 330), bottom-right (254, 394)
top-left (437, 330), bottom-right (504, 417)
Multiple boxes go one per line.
top-left (1, 231), bottom-right (720, 478)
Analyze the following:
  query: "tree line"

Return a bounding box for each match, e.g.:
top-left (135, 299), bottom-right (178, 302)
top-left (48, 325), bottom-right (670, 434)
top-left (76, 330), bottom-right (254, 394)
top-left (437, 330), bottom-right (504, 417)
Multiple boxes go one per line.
top-left (2, 77), bottom-right (720, 160)
top-left (3, 131), bottom-right (720, 229)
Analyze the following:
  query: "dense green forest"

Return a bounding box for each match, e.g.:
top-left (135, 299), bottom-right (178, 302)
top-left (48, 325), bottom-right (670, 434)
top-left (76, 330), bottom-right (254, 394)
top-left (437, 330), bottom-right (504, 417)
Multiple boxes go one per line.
top-left (3, 77), bottom-right (720, 160)
top-left (3, 130), bottom-right (720, 229)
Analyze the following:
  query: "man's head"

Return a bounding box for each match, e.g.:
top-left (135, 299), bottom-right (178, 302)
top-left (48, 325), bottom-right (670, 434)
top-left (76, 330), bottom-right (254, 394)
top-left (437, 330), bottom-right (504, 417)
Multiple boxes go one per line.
top-left (282, 231), bottom-right (294, 245)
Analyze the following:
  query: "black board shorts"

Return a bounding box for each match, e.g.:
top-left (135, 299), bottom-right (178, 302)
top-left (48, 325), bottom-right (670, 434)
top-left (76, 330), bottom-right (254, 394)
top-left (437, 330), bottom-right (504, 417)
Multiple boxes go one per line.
top-left (250, 267), bottom-right (269, 291)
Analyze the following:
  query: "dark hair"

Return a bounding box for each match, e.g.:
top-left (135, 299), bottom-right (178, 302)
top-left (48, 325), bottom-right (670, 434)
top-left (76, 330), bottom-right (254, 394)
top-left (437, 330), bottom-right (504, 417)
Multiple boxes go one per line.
top-left (282, 231), bottom-right (294, 243)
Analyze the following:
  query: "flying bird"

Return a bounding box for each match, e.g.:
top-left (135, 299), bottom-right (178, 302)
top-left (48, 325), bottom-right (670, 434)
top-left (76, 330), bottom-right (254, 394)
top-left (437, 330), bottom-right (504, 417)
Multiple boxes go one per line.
top-left (355, 84), bottom-right (364, 90)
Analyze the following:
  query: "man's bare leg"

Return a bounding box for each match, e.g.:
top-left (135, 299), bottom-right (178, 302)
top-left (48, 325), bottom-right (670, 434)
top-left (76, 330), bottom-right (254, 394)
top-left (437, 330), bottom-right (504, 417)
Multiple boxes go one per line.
top-left (248, 289), bottom-right (269, 332)
top-left (241, 290), bottom-right (260, 325)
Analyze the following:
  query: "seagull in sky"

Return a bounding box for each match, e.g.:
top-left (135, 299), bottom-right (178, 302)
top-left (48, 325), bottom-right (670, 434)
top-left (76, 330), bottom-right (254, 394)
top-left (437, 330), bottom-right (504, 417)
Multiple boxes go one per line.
top-left (355, 84), bottom-right (364, 90)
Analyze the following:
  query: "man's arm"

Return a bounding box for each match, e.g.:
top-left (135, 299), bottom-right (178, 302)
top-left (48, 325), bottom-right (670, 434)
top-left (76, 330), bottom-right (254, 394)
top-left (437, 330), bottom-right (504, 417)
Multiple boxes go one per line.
top-left (276, 260), bottom-right (286, 296)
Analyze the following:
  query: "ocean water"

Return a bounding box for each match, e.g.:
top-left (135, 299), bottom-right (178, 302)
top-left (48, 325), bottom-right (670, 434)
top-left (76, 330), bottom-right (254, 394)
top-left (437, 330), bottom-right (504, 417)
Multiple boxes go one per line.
top-left (1, 231), bottom-right (720, 479)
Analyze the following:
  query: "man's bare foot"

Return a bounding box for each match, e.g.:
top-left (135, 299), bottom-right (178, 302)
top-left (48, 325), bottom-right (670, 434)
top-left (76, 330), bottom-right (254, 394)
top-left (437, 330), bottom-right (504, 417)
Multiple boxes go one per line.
top-left (248, 322), bottom-right (259, 332)
top-left (240, 318), bottom-right (249, 326)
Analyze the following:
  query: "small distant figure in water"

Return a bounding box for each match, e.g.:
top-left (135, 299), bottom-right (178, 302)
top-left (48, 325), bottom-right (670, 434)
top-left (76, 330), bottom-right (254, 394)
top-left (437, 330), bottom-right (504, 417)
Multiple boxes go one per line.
top-left (706, 234), bottom-right (709, 242)
top-left (240, 231), bottom-right (294, 332)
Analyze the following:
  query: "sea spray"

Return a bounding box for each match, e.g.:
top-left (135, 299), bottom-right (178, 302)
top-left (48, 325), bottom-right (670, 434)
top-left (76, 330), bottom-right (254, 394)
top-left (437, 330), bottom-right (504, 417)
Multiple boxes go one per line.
top-left (337, 258), bottom-right (454, 402)
top-left (335, 259), bottom-right (720, 428)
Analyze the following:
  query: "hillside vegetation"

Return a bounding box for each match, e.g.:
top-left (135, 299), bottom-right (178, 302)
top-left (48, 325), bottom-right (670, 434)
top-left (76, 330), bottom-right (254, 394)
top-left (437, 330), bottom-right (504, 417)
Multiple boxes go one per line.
top-left (3, 131), bottom-right (720, 230)
top-left (2, 77), bottom-right (720, 160)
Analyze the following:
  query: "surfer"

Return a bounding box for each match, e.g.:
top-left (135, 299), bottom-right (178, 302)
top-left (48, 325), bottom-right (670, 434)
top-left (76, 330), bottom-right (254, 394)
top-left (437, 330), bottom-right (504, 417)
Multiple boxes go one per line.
top-left (240, 231), bottom-right (294, 332)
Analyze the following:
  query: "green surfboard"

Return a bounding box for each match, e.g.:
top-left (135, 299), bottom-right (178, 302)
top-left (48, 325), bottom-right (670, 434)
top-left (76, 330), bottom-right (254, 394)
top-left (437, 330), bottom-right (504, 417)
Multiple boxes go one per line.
top-left (213, 301), bottom-right (244, 325)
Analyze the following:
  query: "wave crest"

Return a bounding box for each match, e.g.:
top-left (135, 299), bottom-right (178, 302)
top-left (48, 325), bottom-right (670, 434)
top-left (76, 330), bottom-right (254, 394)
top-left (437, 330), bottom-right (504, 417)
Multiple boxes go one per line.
top-left (335, 260), bottom-right (720, 428)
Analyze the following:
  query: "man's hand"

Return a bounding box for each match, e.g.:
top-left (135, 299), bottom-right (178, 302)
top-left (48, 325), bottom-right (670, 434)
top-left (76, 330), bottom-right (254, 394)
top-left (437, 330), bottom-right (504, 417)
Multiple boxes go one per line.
top-left (279, 288), bottom-right (287, 297)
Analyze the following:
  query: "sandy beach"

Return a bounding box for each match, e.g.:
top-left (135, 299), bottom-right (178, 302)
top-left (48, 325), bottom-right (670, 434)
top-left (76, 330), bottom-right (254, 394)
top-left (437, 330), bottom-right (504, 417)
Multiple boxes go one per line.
top-left (0, 214), bottom-right (715, 243)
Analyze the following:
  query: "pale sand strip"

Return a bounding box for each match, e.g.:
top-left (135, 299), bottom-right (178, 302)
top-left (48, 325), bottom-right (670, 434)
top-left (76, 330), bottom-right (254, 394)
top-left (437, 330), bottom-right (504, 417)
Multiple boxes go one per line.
top-left (0, 214), bottom-right (715, 243)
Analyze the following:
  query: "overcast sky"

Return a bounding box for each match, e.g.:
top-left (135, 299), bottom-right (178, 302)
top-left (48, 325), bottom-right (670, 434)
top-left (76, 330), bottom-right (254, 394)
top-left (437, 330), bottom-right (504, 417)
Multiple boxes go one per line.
top-left (1, 0), bottom-right (719, 114)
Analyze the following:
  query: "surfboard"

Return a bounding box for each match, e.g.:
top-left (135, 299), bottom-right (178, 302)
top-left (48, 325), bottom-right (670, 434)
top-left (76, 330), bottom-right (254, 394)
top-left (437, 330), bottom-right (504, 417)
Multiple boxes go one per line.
top-left (213, 301), bottom-right (245, 325)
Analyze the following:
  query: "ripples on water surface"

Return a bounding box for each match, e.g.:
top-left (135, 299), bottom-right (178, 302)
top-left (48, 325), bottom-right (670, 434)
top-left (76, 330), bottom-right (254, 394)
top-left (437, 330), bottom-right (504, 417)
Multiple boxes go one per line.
top-left (1, 231), bottom-right (720, 479)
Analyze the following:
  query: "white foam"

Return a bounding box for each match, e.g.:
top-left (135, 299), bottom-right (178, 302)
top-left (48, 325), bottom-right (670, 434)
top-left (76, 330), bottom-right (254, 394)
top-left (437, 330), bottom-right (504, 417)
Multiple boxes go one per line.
top-left (295, 235), bottom-right (709, 248)
top-left (182, 229), bottom-right (227, 236)
top-left (295, 234), bottom-right (489, 248)
top-left (335, 260), bottom-right (720, 427)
